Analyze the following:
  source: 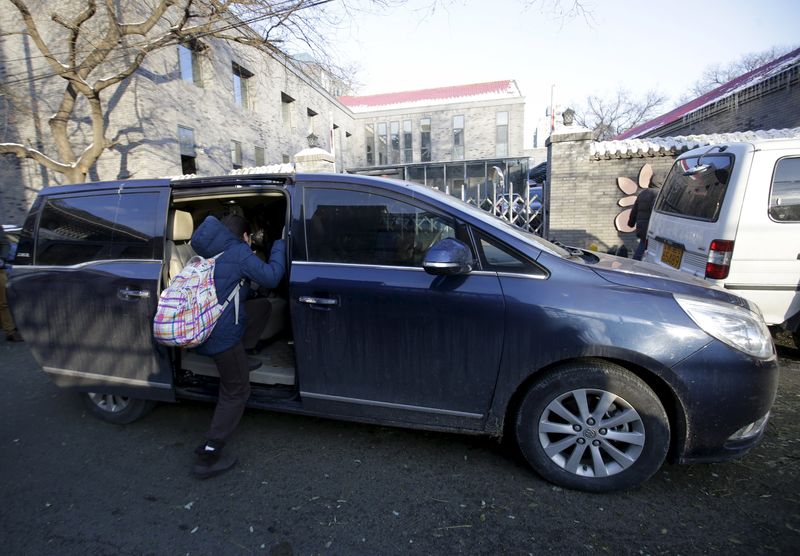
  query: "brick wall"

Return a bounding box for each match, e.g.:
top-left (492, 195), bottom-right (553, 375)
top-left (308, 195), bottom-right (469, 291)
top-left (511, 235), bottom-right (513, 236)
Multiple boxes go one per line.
top-left (546, 129), bottom-right (677, 253)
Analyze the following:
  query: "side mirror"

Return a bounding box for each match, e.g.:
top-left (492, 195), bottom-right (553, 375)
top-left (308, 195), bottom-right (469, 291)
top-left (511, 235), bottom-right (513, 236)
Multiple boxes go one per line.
top-left (423, 238), bottom-right (474, 276)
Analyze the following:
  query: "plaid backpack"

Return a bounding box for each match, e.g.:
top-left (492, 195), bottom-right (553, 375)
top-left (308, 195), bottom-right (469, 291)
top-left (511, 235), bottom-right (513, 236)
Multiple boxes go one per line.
top-left (153, 253), bottom-right (241, 348)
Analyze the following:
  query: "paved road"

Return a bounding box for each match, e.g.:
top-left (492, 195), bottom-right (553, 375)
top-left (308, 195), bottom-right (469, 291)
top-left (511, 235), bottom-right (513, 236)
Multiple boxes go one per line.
top-left (1, 340), bottom-right (799, 555)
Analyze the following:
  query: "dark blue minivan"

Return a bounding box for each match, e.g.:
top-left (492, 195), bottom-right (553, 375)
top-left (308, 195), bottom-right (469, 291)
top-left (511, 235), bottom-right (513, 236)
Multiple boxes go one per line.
top-left (7, 172), bottom-right (779, 492)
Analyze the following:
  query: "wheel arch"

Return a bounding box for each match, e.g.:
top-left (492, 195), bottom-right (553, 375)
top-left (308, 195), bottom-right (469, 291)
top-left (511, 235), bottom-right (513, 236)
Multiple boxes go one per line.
top-left (501, 356), bottom-right (689, 462)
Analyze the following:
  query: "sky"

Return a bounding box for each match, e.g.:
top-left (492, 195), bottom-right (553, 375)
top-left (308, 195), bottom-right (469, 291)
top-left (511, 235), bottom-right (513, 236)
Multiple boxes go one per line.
top-left (328, 0), bottom-right (800, 147)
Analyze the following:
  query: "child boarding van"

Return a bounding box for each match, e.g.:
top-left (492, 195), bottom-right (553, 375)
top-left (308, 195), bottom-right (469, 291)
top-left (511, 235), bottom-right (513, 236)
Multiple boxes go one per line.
top-left (644, 137), bottom-right (800, 342)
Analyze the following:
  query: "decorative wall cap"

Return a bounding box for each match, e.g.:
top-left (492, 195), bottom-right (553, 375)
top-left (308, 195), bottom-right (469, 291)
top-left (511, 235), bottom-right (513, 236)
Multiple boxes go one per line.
top-left (590, 127), bottom-right (800, 159)
top-left (295, 147), bottom-right (335, 162)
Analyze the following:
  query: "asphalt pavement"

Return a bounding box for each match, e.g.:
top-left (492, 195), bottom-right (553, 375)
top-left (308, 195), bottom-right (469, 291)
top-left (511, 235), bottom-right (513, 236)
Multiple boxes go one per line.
top-left (1, 339), bottom-right (799, 555)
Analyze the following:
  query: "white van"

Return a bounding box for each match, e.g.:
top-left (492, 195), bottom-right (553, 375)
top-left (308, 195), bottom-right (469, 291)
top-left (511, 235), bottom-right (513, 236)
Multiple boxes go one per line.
top-left (644, 138), bottom-right (800, 340)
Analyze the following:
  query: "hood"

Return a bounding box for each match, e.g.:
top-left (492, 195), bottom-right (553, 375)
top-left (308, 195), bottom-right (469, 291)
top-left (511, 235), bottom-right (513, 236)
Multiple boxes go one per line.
top-left (587, 252), bottom-right (754, 311)
top-left (191, 215), bottom-right (242, 258)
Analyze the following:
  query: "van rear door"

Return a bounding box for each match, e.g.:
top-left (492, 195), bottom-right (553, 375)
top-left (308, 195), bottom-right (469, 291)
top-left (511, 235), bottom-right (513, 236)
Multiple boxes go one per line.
top-left (7, 182), bottom-right (174, 401)
top-left (646, 147), bottom-right (747, 277)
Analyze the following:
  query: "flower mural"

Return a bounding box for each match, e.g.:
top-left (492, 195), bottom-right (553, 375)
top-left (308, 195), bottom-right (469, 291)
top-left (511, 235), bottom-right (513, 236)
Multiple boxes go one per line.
top-left (615, 163), bottom-right (653, 232)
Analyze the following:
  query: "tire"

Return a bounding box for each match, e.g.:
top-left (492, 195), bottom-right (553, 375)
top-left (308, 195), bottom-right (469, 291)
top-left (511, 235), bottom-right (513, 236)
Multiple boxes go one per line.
top-left (81, 392), bottom-right (156, 425)
top-left (515, 361), bottom-right (670, 493)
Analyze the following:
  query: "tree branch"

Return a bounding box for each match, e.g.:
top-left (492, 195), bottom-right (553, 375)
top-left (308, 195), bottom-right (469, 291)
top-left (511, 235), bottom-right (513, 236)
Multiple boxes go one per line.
top-left (0, 142), bottom-right (73, 174)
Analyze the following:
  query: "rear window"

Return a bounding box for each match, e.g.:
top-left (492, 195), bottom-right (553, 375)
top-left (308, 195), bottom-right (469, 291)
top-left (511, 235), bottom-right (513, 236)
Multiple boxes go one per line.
top-left (769, 157), bottom-right (800, 222)
top-left (655, 154), bottom-right (733, 221)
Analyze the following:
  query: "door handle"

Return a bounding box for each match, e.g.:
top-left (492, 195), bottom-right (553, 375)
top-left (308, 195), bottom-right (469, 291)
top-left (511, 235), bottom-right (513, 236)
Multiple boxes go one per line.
top-left (299, 296), bottom-right (338, 307)
top-left (118, 287), bottom-right (151, 300)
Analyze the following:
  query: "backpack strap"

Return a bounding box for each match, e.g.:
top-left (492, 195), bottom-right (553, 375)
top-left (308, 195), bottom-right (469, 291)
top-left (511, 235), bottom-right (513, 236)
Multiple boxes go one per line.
top-left (220, 279), bottom-right (246, 325)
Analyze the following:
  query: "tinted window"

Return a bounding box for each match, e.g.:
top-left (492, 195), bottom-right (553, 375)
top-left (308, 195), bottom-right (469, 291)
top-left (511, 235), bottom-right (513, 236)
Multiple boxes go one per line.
top-left (770, 157), bottom-right (800, 222)
top-left (655, 154), bottom-right (733, 221)
top-left (36, 193), bottom-right (159, 265)
top-left (477, 231), bottom-right (544, 276)
top-left (305, 188), bottom-right (455, 267)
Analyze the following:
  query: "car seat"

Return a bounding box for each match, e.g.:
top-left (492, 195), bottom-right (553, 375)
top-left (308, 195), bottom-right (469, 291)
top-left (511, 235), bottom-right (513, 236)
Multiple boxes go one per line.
top-left (163, 210), bottom-right (196, 286)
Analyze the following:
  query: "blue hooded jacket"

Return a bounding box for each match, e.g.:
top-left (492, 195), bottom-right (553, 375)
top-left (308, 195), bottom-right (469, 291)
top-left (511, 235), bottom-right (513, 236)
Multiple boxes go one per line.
top-left (190, 216), bottom-right (286, 355)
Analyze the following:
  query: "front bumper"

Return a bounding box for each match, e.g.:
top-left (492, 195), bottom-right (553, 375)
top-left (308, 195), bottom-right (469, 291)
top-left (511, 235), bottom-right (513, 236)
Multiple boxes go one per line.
top-left (670, 340), bottom-right (779, 464)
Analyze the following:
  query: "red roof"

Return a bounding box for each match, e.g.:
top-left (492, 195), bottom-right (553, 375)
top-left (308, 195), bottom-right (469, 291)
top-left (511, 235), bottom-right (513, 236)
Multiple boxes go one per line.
top-left (339, 80), bottom-right (516, 108)
top-left (616, 47), bottom-right (800, 140)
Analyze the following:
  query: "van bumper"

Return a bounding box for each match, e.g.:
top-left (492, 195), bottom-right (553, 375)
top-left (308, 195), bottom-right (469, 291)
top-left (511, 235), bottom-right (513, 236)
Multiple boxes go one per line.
top-left (670, 341), bottom-right (779, 463)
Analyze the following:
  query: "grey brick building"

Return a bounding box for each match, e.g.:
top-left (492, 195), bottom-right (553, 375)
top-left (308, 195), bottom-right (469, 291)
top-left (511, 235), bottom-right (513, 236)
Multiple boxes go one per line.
top-left (0, 3), bottom-right (526, 225)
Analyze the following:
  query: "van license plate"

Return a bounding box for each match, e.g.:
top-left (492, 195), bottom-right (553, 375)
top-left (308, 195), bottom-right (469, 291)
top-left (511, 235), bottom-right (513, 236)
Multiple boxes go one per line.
top-left (661, 243), bottom-right (683, 269)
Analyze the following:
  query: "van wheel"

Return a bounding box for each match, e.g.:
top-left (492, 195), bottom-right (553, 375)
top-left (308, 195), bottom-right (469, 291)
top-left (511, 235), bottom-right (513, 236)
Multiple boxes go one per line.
top-left (515, 361), bottom-right (670, 493)
top-left (81, 392), bottom-right (156, 424)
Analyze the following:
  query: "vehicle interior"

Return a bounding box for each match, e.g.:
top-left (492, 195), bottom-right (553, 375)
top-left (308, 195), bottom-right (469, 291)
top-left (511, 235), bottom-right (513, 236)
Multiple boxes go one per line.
top-left (163, 189), bottom-right (296, 400)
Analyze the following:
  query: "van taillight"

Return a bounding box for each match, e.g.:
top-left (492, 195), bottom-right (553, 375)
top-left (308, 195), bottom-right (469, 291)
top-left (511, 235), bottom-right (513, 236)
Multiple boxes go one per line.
top-left (705, 239), bottom-right (734, 279)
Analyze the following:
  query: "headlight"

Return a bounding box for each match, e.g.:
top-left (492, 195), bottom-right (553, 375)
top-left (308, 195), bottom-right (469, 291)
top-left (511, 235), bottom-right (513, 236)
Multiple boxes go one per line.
top-left (674, 294), bottom-right (775, 359)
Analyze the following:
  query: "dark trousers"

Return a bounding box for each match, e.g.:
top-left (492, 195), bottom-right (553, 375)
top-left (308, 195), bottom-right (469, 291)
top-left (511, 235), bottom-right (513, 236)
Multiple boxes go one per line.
top-left (207, 342), bottom-right (251, 444)
top-left (205, 298), bottom-right (272, 445)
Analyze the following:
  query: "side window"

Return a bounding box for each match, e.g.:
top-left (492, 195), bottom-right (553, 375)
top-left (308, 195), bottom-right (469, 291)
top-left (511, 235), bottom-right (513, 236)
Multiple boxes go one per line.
top-left (769, 157), bottom-right (800, 222)
top-left (36, 193), bottom-right (159, 266)
top-left (305, 188), bottom-right (455, 267)
top-left (476, 231), bottom-right (545, 276)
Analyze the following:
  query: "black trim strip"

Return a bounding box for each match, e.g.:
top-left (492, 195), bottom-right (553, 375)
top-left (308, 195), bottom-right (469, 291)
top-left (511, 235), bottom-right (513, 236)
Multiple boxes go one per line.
top-left (301, 391), bottom-right (483, 419)
top-left (724, 284), bottom-right (800, 292)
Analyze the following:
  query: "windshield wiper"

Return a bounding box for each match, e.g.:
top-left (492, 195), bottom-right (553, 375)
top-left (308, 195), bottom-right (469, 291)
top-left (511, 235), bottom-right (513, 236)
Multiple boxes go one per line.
top-left (552, 240), bottom-right (584, 258)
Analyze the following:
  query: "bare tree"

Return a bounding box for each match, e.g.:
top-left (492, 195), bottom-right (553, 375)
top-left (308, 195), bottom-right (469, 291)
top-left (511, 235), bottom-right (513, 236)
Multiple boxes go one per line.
top-left (0, 0), bottom-right (398, 183)
top-left (683, 45), bottom-right (797, 100)
top-left (575, 89), bottom-right (667, 141)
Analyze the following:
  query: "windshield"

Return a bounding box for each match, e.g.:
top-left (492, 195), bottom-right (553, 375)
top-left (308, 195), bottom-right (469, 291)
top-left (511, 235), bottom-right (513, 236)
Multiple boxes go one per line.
top-left (655, 153), bottom-right (733, 221)
top-left (402, 180), bottom-right (571, 258)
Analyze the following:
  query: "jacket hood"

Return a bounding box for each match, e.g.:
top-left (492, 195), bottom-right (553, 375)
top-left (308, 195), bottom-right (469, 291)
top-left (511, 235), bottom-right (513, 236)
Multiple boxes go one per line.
top-left (191, 216), bottom-right (242, 258)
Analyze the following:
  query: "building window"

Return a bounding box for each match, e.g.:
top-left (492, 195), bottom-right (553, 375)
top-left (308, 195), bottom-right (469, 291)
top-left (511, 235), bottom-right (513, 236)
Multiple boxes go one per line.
top-left (365, 124), bottom-right (374, 165)
top-left (403, 120), bottom-right (413, 163)
top-left (178, 125), bottom-right (196, 174)
top-left (390, 122), bottom-right (400, 164)
top-left (281, 92), bottom-right (295, 127)
top-left (282, 154), bottom-right (290, 164)
top-left (453, 115), bottom-right (465, 160)
top-left (178, 42), bottom-right (202, 87)
top-left (307, 107), bottom-right (318, 135)
top-left (255, 146), bottom-right (265, 167)
top-left (377, 122), bottom-right (388, 165)
top-left (420, 118), bottom-right (431, 162)
top-left (232, 62), bottom-right (252, 108)
top-left (231, 140), bottom-right (242, 169)
top-left (496, 112), bottom-right (508, 157)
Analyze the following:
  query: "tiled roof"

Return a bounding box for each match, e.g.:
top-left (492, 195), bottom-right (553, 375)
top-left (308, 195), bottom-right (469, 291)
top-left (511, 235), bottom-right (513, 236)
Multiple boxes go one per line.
top-left (592, 127), bottom-right (800, 158)
top-left (616, 47), bottom-right (800, 140)
top-left (339, 80), bottom-right (521, 112)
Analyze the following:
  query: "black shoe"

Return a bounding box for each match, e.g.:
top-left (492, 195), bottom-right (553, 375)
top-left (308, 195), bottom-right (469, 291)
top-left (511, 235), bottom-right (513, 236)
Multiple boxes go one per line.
top-left (6, 331), bottom-right (23, 342)
top-left (193, 452), bottom-right (238, 479)
top-left (247, 356), bottom-right (262, 370)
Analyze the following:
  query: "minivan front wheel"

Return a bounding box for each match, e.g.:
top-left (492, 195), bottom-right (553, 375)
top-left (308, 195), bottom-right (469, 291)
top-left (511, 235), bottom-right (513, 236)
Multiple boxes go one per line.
top-left (515, 361), bottom-right (670, 493)
top-left (81, 392), bottom-right (156, 424)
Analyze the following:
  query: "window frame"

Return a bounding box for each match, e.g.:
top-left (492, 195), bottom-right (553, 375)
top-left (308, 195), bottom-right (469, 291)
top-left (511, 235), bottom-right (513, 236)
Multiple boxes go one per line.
top-left (420, 117), bottom-right (432, 162)
top-left (495, 112), bottom-right (508, 158)
top-left (232, 62), bottom-right (253, 108)
top-left (34, 192), bottom-right (162, 266)
top-left (231, 140), bottom-right (243, 170)
top-left (453, 115), bottom-right (465, 160)
top-left (471, 227), bottom-right (548, 278)
top-left (178, 42), bottom-right (202, 87)
top-left (768, 156), bottom-right (800, 223)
